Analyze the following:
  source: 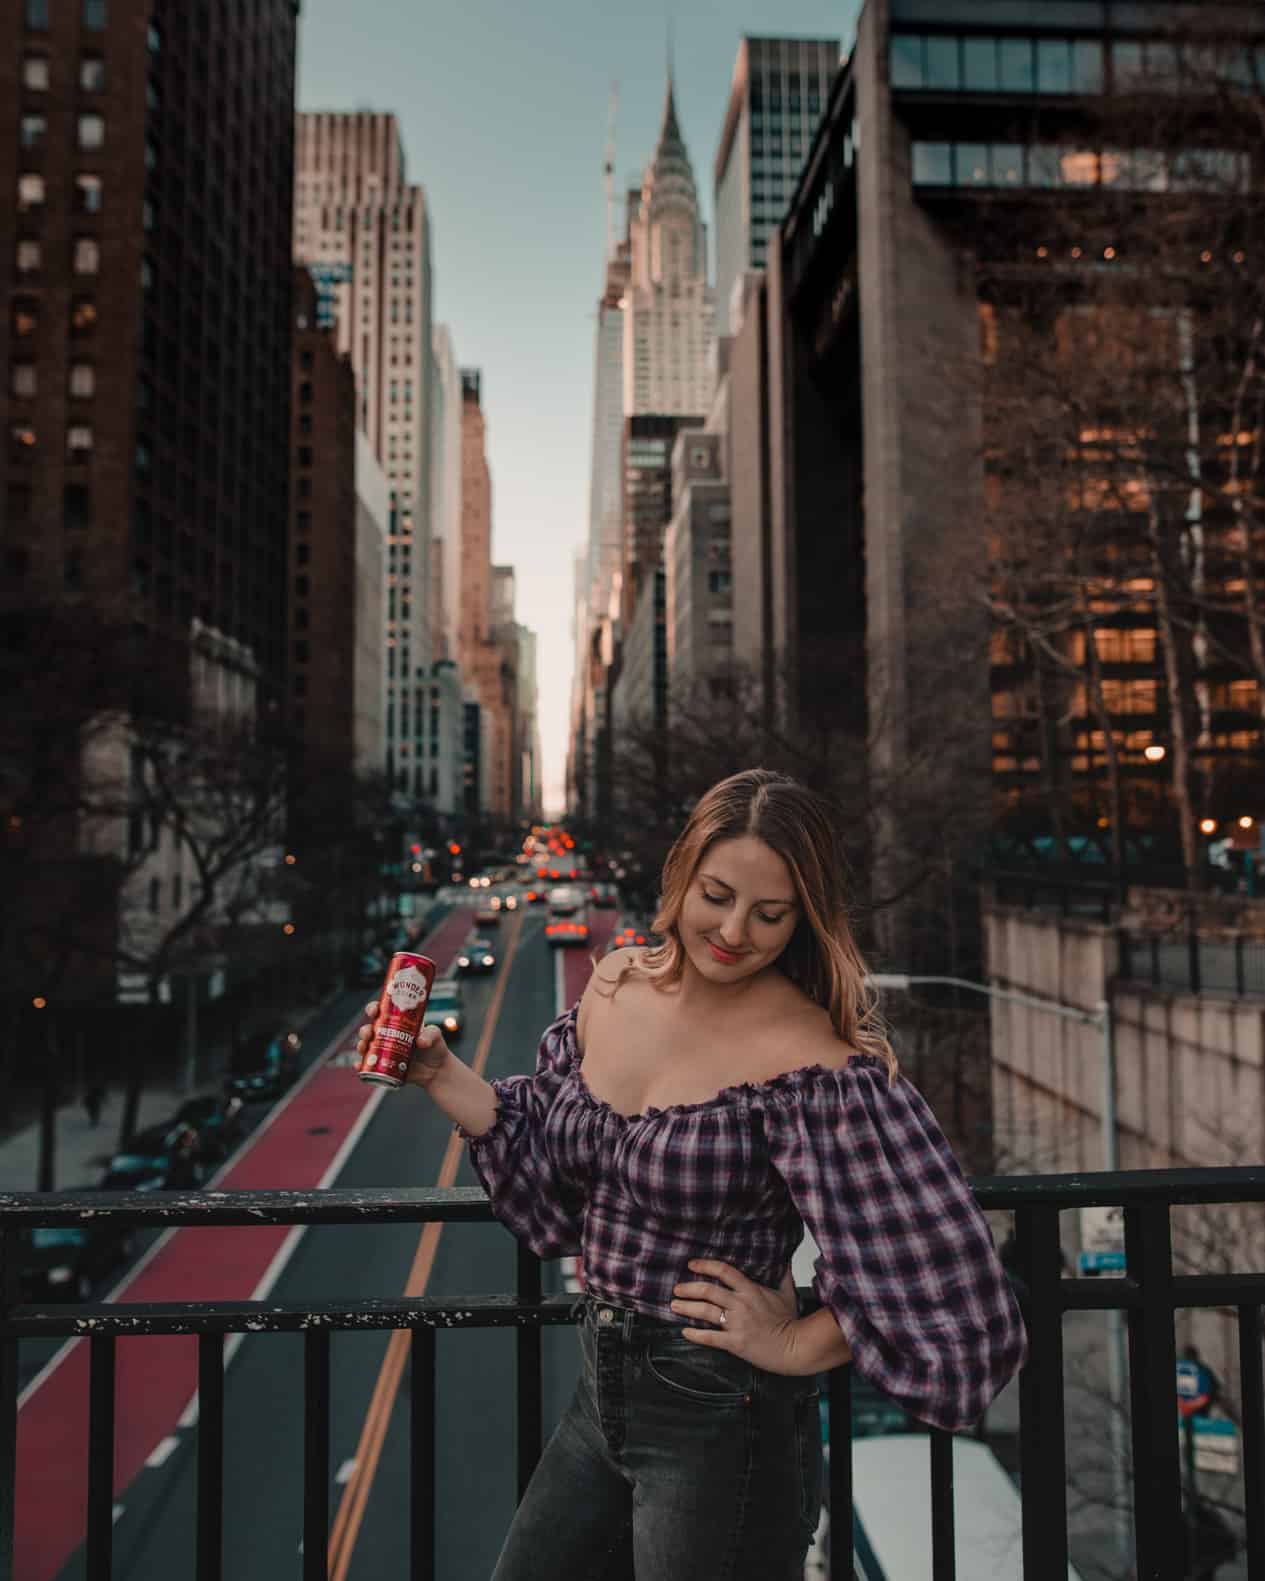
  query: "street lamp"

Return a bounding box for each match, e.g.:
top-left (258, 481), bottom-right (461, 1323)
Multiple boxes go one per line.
top-left (870, 972), bottom-right (1132, 1567)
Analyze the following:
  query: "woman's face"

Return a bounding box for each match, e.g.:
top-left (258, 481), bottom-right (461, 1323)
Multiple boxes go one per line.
top-left (678, 835), bottom-right (800, 986)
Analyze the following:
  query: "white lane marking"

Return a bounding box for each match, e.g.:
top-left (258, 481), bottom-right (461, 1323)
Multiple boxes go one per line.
top-left (335, 1458), bottom-right (358, 1484)
top-left (555, 945), bottom-right (566, 1017)
top-left (171, 1083), bottom-right (389, 1426)
top-left (112, 1504), bottom-right (125, 1524)
top-left (16, 999), bottom-right (370, 1412)
top-left (145, 1436), bottom-right (181, 1469)
top-left (178, 1396), bottom-right (199, 1429)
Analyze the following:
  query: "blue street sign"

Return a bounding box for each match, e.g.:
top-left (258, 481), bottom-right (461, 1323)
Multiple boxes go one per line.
top-left (1077, 1248), bottom-right (1126, 1274)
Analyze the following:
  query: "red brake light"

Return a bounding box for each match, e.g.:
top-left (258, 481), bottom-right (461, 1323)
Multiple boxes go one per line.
top-left (635, 934), bottom-right (646, 944)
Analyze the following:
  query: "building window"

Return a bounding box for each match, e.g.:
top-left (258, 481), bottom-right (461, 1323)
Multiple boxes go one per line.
top-left (298, 380), bottom-right (312, 403)
top-left (294, 640), bottom-right (309, 663)
top-left (12, 298), bottom-right (37, 338)
top-left (10, 425), bottom-right (37, 458)
top-left (78, 114), bottom-right (105, 150)
top-left (962, 36), bottom-right (998, 91)
top-left (998, 37), bottom-right (1035, 92)
top-left (22, 53), bottom-right (49, 90)
top-left (20, 115), bottom-right (47, 148)
top-left (924, 35), bottom-right (960, 89)
top-left (64, 484), bottom-right (91, 530)
top-left (83, 0), bottom-right (107, 28)
top-left (298, 445), bottom-right (312, 467)
top-left (80, 54), bottom-right (106, 90)
top-left (142, 198), bottom-right (155, 232)
top-left (67, 425), bottom-right (93, 458)
top-left (16, 240), bottom-right (41, 274)
top-left (296, 543), bottom-right (310, 565)
top-left (296, 510), bottom-right (310, 533)
top-left (75, 173), bottom-right (103, 212)
top-left (25, 0), bottom-right (49, 26)
top-left (11, 365), bottom-right (36, 399)
top-left (70, 297), bottom-right (97, 335)
top-left (69, 362), bottom-right (93, 398)
top-left (147, 20), bottom-right (161, 52)
top-left (73, 237), bottom-right (100, 275)
top-left (17, 174), bottom-right (45, 213)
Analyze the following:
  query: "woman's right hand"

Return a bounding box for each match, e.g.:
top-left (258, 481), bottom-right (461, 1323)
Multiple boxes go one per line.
top-left (356, 1000), bottom-right (452, 1090)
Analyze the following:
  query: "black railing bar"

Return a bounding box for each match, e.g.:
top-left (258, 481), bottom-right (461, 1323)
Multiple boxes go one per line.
top-left (1016, 1205), bottom-right (1071, 1577)
top-left (303, 1328), bottom-right (330, 1581)
top-left (514, 1241), bottom-right (543, 1502)
top-left (409, 1327), bottom-right (436, 1581)
top-left (196, 1333), bottom-right (224, 1581)
top-left (1239, 1305), bottom-right (1265, 1569)
top-left (85, 1335), bottom-right (115, 1581)
top-left (1056, 1270), bottom-right (1265, 1313)
top-left (1127, 1202), bottom-right (1185, 1577)
top-left (0, 1185), bottom-right (496, 1229)
top-left (827, 1366), bottom-right (852, 1581)
top-left (3, 1166), bottom-right (1264, 1229)
top-left (0, 1229), bottom-right (19, 1581)
top-left (2, 1292), bottom-right (587, 1340)
top-left (929, 1430), bottom-right (956, 1581)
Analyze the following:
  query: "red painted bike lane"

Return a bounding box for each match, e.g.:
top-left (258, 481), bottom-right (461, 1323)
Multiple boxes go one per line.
top-left (15, 905), bottom-right (473, 1581)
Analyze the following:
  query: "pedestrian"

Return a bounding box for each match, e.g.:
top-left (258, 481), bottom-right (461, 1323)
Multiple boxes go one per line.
top-left (358, 769), bottom-right (1028, 1579)
top-left (83, 1083), bottom-right (105, 1128)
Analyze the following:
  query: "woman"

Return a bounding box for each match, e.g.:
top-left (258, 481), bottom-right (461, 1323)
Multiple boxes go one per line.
top-left (357, 769), bottom-right (1027, 1579)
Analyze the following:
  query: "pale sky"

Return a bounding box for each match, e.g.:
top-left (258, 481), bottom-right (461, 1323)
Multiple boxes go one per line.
top-left (297, 0), bottom-right (862, 816)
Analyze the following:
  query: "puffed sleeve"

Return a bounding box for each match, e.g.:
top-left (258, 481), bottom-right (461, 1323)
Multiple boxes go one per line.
top-left (456, 1004), bottom-right (584, 1259)
top-left (764, 1060), bottom-right (1027, 1431)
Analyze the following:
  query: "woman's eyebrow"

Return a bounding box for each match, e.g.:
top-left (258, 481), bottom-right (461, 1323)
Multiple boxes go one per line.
top-left (699, 872), bottom-right (797, 907)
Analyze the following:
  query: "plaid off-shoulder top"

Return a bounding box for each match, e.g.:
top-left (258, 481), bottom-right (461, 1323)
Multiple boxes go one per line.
top-left (458, 1002), bottom-right (1027, 1432)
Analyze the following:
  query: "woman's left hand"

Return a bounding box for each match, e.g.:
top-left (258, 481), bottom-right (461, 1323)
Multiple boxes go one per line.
top-left (671, 1258), bottom-right (801, 1375)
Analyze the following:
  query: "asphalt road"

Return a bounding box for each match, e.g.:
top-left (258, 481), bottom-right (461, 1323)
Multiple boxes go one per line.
top-left (53, 900), bottom-right (585, 1581)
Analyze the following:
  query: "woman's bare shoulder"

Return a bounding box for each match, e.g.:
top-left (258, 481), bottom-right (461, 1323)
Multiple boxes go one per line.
top-left (577, 946), bottom-right (653, 1044)
top-left (756, 976), bottom-right (855, 1072)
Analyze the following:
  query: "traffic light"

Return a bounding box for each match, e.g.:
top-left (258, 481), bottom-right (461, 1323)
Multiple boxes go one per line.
top-left (410, 843), bottom-right (422, 856)
top-left (448, 842), bottom-right (461, 856)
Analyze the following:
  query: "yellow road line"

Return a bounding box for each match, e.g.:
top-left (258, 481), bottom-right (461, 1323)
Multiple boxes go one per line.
top-left (327, 909), bottom-right (526, 1580)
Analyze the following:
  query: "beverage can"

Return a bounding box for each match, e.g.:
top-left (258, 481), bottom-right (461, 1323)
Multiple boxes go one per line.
top-left (357, 952), bottom-right (437, 1088)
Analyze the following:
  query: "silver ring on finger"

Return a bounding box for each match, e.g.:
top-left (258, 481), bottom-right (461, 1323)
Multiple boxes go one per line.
top-left (718, 1307), bottom-right (728, 1327)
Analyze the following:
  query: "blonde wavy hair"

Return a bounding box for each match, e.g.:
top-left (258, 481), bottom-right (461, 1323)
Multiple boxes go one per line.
top-left (600, 768), bottom-right (898, 1082)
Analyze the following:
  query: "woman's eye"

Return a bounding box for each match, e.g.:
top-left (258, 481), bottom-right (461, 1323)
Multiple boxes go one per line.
top-left (757, 913), bottom-right (785, 926)
top-left (701, 891), bottom-right (728, 906)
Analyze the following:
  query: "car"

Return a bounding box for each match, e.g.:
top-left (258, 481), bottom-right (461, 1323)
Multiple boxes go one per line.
top-left (457, 934), bottom-right (497, 974)
top-left (225, 1030), bottom-right (302, 1104)
top-left (588, 881), bottom-right (617, 908)
top-left (18, 1220), bottom-right (139, 1303)
top-left (474, 905), bottom-right (500, 928)
top-left (547, 914), bottom-right (591, 948)
top-left (501, 893), bottom-right (519, 911)
top-left (524, 887), bottom-right (546, 904)
top-left (609, 923), bottom-right (651, 951)
top-left (99, 1120), bottom-right (203, 1192)
top-left (547, 885), bottom-right (585, 915)
top-left (424, 980), bottom-right (465, 1041)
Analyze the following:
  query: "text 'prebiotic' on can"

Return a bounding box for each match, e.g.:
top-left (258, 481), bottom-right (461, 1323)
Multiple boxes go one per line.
top-left (357, 952), bottom-right (437, 1088)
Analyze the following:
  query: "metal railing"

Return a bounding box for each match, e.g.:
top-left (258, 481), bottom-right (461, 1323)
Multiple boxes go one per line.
top-left (3, 1169), bottom-right (1264, 1580)
top-left (1118, 927), bottom-right (1265, 997)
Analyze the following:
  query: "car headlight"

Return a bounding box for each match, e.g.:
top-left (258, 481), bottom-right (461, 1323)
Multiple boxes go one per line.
top-left (482, 955), bottom-right (494, 966)
top-left (458, 956), bottom-right (470, 968)
top-left (443, 1016), bottom-right (459, 1031)
top-left (47, 1265), bottom-right (73, 1286)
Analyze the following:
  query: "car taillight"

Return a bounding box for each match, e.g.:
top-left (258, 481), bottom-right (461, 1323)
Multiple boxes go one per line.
top-left (635, 934), bottom-right (646, 944)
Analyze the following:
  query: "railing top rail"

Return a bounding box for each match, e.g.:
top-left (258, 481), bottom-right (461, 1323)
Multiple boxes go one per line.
top-left (2, 1167), bottom-right (1265, 1229)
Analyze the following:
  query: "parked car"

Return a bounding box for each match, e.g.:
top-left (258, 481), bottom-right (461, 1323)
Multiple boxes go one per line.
top-left (457, 935), bottom-right (497, 974)
top-left (170, 1094), bottom-right (245, 1165)
top-left (19, 1219), bottom-right (138, 1303)
top-left (424, 979), bottom-right (465, 1041)
top-left (225, 1030), bottom-right (302, 1104)
top-left (98, 1120), bottom-right (203, 1192)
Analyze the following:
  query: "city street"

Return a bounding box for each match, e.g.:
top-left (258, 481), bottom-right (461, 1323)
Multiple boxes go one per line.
top-left (20, 896), bottom-right (613, 1581)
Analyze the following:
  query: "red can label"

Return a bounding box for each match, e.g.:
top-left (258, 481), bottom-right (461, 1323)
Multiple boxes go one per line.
top-left (358, 952), bottom-right (437, 1087)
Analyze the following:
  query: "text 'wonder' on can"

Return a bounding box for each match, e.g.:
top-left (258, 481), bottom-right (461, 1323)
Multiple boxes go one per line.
top-left (357, 952), bottom-right (438, 1088)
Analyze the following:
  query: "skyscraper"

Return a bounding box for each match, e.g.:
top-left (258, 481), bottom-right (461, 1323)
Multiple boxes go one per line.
top-left (2, 0), bottom-right (298, 692)
top-left (713, 36), bottom-right (839, 335)
top-left (293, 112), bottom-right (434, 796)
top-left (429, 323), bottom-right (462, 663)
top-left (586, 210), bottom-right (631, 640)
top-left (624, 78), bottom-right (715, 417)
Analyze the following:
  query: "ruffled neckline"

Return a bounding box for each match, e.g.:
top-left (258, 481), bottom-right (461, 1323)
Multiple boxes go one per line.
top-left (556, 1001), bottom-right (887, 1125)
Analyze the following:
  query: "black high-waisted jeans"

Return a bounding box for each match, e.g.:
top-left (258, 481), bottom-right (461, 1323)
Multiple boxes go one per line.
top-left (489, 1292), bottom-right (824, 1581)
